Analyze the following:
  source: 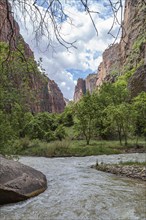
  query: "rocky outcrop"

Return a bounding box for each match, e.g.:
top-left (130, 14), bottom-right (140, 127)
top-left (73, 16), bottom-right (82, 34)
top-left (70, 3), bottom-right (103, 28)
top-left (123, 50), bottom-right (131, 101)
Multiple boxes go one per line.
top-left (0, 0), bottom-right (65, 113)
top-left (73, 74), bottom-right (97, 102)
top-left (74, 78), bottom-right (86, 102)
top-left (64, 98), bottom-right (70, 105)
top-left (0, 155), bottom-right (47, 205)
top-left (85, 74), bottom-right (97, 94)
top-left (47, 80), bottom-right (66, 113)
top-left (96, 0), bottom-right (146, 87)
top-left (96, 43), bottom-right (121, 87)
top-left (0, 0), bottom-right (33, 57)
top-left (128, 65), bottom-right (146, 98)
top-left (74, 0), bottom-right (146, 100)
top-left (120, 0), bottom-right (146, 67)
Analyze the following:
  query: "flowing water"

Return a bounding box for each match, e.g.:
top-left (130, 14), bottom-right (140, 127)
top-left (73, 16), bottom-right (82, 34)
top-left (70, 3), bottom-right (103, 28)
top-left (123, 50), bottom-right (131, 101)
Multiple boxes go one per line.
top-left (0, 153), bottom-right (146, 220)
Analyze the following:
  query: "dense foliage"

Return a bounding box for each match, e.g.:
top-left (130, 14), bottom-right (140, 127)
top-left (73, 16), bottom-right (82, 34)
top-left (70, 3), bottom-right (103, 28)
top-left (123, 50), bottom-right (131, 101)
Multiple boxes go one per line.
top-left (74, 83), bottom-right (146, 145)
top-left (0, 41), bottom-right (146, 156)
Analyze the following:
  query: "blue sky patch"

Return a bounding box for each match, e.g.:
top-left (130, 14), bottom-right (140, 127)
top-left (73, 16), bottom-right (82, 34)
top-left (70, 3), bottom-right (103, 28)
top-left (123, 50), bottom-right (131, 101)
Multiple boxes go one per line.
top-left (67, 68), bottom-right (94, 80)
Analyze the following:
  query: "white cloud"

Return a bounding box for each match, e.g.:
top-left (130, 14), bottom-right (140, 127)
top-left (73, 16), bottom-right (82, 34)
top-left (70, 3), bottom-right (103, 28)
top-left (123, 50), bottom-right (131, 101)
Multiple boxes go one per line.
top-left (11, 0), bottom-right (124, 99)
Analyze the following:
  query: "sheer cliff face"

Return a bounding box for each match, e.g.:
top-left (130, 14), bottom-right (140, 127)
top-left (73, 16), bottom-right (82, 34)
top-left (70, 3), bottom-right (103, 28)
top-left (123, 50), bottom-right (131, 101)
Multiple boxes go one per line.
top-left (0, 0), bottom-right (65, 113)
top-left (85, 74), bottom-right (97, 94)
top-left (120, 0), bottom-right (146, 67)
top-left (96, 43), bottom-right (121, 87)
top-left (74, 79), bottom-right (86, 102)
top-left (47, 80), bottom-right (66, 113)
top-left (128, 65), bottom-right (146, 98)
top-left (73, 74), bottom-right (97, 102)
top-left (96, 0), bottom-right (146, 88)
top-left (0, 0), bottom-right (33, 57)
top-left (73, 0), bottom-right (146, 100)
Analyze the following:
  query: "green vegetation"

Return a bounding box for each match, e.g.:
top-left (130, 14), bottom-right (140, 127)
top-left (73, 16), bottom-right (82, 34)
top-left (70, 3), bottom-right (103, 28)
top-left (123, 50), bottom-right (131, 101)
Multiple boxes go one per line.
top-left (119, 161), bottom-right (146, 166)
top-left (0, 41), bottom-right (146, 157)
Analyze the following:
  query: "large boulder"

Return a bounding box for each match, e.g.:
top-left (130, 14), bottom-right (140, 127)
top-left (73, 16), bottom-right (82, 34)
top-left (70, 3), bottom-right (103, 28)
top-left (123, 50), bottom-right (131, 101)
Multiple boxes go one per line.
top-left (0, 155), bottom-right (47, 205)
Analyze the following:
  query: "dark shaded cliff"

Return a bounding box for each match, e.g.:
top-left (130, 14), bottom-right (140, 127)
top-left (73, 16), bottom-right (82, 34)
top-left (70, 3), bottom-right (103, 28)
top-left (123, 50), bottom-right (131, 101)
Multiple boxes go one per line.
top-left (0, 0), bottom-right (65, 113)
top-left (128, 65), bottom-right (146, 98)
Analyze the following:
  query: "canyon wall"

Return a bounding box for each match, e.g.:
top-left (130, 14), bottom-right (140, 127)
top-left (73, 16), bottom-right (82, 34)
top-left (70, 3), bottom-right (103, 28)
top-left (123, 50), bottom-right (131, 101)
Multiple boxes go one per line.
top-left (96, 0), bottom-right (146, 87)
top-left (74, 0), bottom-right (146, 100)
top-left (0, 0), bottom-right (65, 113)
top-left (85, 74), bottom-right (97, 94)
top-left (74, 78), bottom-right (86, 102)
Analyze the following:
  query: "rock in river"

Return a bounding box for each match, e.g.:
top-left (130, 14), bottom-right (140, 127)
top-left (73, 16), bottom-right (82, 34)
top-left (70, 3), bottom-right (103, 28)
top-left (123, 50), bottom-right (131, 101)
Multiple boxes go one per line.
top-left (0, 155), bottom-right (47, 205)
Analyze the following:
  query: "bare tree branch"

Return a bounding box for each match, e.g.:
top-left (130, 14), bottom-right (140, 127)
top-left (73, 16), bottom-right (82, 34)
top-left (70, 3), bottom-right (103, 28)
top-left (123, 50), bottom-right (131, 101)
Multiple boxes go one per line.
top-left (0, 0), bottom-right (125, 59)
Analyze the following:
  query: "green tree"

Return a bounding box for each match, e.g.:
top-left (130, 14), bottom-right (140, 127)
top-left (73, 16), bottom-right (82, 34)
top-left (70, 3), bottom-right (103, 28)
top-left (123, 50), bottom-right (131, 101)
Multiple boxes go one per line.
top-left (61, 105), bottom-right (74, 127)
top-left (133, 92), bottom-right (146, 143)
top-left (0, 111), bottom-right (15, 153)
top-left (74, 92), bottom-right (97, 145)
top-left (105, 103), bottom-right (136, 145)
top-left (55, 125), bottom-right (66, 141)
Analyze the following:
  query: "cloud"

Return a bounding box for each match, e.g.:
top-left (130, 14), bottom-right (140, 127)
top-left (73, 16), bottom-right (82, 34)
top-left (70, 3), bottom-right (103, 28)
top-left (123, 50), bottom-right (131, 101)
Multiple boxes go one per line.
top-left (11, 0), bottom-right (124, 99)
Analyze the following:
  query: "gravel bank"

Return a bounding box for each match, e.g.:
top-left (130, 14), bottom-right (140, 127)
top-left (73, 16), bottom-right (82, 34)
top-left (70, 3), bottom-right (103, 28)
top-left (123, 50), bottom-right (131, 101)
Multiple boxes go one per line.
top-left (94, 164), bottom-right (146, 181)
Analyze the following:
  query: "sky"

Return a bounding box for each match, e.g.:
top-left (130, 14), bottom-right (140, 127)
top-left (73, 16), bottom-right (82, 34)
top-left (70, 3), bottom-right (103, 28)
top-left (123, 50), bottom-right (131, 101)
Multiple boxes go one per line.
top-left (12, 0), bottom-right (124, 99)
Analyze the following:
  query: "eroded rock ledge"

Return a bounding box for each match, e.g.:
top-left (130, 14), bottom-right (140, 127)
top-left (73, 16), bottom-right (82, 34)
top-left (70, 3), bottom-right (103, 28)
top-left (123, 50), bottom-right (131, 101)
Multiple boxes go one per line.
top-left (93, 164), bottom-right (146, 181)
top-left (0, 155), bottom-right (47, 205)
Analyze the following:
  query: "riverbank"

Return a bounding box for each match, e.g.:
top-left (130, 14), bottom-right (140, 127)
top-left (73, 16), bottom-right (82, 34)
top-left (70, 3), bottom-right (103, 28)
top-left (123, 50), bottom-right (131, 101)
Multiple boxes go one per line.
top-left (93, 161), bottom-right (146, 181)
top-left (1, 139), bottom-right (146, 158)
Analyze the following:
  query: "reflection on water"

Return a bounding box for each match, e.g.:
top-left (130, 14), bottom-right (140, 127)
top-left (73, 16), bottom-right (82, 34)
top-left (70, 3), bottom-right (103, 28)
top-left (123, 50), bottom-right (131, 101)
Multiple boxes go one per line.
top-left (1, 153), bottom-right (146, 220)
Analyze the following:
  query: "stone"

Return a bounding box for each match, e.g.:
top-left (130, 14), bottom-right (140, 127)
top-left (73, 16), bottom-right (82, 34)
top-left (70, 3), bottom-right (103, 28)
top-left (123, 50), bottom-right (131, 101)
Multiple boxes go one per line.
top-left (128, 65), bottom-right (146, 98)
top-left (73, 0), bottom-right (146, 100)
top-left (85, 74), bottom-right (97, 94)
top-left (0, 0), bottom-right (66, 113)
top-left (94, 163), bottom-right (146, 181)
top-left (73, 78), bottom-right (86, 102)
top-left (0, 155), bottom-right (47, 205)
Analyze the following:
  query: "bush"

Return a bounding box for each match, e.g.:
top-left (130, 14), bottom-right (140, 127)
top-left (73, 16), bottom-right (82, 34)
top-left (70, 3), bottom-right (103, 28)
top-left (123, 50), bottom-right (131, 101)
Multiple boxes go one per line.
top-left (55, 125), bottom-right (66, 141)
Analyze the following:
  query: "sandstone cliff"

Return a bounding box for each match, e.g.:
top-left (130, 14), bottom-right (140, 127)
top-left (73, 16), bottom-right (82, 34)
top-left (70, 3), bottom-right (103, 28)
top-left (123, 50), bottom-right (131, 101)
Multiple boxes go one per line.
top-left (74, 0), bottom-right (146, 100)
top-left (85, 74), bottom-right (97, 94)
top-left (0, 0), bottom-right (65, 113)
top-left (74, 78), bottom-right (86, 102)
top-left (96, 0), bottom-right (146, 87)
top-left (128, 65), bottom-right (146, 98)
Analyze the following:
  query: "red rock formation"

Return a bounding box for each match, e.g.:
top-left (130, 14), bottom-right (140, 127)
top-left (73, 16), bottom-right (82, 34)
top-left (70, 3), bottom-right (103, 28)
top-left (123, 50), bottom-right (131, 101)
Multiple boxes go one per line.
top-left (128, 65), bottom-right (146, 98)
top-left (73, 0), bottom-right (146, 100)
top-left (96, 0), bottom-right (146, 88)
top-left (73, 78), bottom-right (86, 102)
top-left (0, 0), bottom-right (33, 57)
top-left (47, 80), bottom-right (66, 113)
top-left (0, 0), bottom-right (65, 113)
top-left (120, 0), bottom-right (146, 67)
top-left (85, 74), bottom-right (97, 94)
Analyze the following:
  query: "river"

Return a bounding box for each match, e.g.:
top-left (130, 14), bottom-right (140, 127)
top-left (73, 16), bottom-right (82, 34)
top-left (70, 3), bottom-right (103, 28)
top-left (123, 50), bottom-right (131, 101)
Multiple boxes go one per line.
top-left (0, 153), bottom-right (146, 220)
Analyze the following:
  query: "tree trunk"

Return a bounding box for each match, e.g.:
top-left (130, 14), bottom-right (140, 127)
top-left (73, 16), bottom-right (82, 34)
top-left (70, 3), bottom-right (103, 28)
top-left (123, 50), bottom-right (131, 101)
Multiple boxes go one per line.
top-left (86, 137), bottom-right (90, 145)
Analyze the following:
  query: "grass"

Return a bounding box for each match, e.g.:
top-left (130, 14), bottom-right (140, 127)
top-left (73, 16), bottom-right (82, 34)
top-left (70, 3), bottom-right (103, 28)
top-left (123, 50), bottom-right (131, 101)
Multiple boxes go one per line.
top-left (119, 161), bottom-right (146, 166)
top-left (1, 138), bottom-right (145, 158)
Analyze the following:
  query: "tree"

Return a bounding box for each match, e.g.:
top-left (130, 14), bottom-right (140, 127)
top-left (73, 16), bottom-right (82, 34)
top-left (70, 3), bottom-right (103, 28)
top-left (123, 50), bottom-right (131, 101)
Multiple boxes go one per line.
top-left (23, 112), bottom-right (57, 140)
top-left (0, 110), bottom-right (15, 152)
top-left (105, 103), bottom-right (136, 145)
top-left (74, 92), bottom-right (97, 145)
top-left (61, 105), bottom-right (74, 127)
top-left (132, 92), bottom-right (146, 143)
top-left (55, 125), bottom-right (66, 141)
